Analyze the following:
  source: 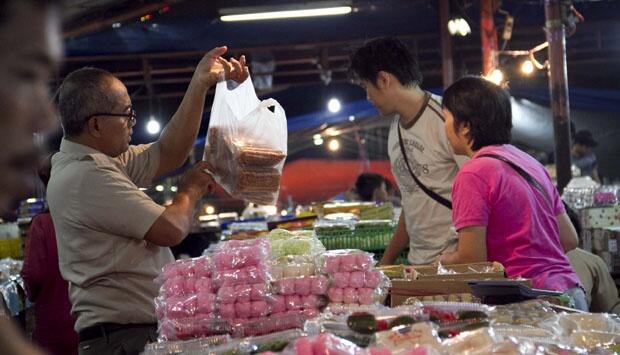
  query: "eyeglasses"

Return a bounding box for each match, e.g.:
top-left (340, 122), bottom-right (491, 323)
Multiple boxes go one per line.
top-left (84, 109), bottom-right (137, 128)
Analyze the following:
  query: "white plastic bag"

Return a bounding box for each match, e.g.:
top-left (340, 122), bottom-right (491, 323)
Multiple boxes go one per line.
top-left (203, 75), bottom-right (287, 205)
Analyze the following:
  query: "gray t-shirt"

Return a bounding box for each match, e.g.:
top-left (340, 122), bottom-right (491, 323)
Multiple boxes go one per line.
top-left (387, 93), bottom-right (467, 264)
top-left (47, 139), bottom-right (172, 331)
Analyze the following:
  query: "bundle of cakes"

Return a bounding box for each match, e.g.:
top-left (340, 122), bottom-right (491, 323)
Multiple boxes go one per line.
top-left (205, 127), bottom-right (286, 205)
top-left (318, 250), bottom-right (390, 306)
top-left (155, 256), bottom-right (227, 340)
top-left (155, 238), bottom-right (275, 340)
top-left (267, 229), bottom-right (326, 260)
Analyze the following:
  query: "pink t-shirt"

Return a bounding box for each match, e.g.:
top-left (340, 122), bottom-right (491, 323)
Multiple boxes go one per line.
top-left (452, 145), bottom-right (581, 292)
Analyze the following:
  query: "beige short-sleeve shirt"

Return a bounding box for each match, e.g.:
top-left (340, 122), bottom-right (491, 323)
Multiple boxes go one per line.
top-left (47, 139), bottom-right (173, 332)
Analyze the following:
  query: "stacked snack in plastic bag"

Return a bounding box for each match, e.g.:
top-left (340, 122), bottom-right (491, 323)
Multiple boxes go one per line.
top-left (155, 256), bottom-right (230, 340)
top-left (203, 76), bottom-right (287, 206)
top-left (209, 238), bottom-right (319, 338)
top-left (209, 238), bottom-right (273, 323)
top-left (319, 250), bottom-right (389, 306)
top-left (266, 229), bottom-right (329, 316)
top-left (268, 229), bottom-right (326, 261)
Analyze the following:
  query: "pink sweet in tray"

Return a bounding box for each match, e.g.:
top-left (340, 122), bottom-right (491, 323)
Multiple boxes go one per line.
top-left (250, 284), bottom-right (267, 301)
top-left (285, 295), bottom-right (302, 310)
top-left (183, 277), bottom-right (196, 294)
top-left (219, 303), bottom-right (236, 320)
top-left (270, 295), bottom-right (287, 314)
top-left (250, 301), bottom-right (269, 317)
top-left (302, 295), bottom-right (321, 309)
top-left (165, 295), bottom-right (197, 318)
top-left (327, 287), bottom-right (343, 303)
top-left (277, 278), bottom-right (296, 295)
top-left (358, 288), bottom-right (375, 305)
top-left (235, 284), bottom-right (252, 303)
top-left (193, 257), bottom-right (213, 277)
top-left (176, 260), bottom-right (195, 277)
top-left (235, 302), bottom-right (252, 319)
top-left (217, 285), bottom-right (236, 304)
top-left (339, 254), bottom-right (358, 272)
top-left (246, 265), bottom-right (267, 284)
top-left (364, 271), bottom-right (382, 288)
top-left (349, 271), bottom-right (366, 288)
top-left (311, 275), bottom-right (328, 295)
top-left (343, 287), bottom-right (358, 304)
top-left (195, 292), bottom-right (216, 314)
top-left (324, 255), bottom-right (340, 273)
top-left (194, 277), bottom-right (212, 293)
top-left (163, 276), bottom-right (185, 296)
top-left (332, 272), bottom-right (350, 288)
top-left (293, 337), bottom-right (314, 355)
top-left (294, 277), bottom-right (311, 296)
top-left (356, 253), bottom-right (374, 271)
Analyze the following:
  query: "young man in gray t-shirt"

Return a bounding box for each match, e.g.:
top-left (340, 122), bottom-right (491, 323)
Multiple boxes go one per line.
top-left (350, 37), bottom-right (466, 265)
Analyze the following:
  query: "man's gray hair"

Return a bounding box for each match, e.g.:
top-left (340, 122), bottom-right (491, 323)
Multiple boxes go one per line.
top-left (58, 67), bottom-right (120, 137)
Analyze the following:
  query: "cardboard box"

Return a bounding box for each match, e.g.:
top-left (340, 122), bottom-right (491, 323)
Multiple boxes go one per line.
top-left (410, 262), bottom-right (505, 280)
top-left (390, 278), bottom-right (531, 307)
top-left (591, 227), bottom-right (620, 254)
top-left (579, 206), bottom-right (620, 229)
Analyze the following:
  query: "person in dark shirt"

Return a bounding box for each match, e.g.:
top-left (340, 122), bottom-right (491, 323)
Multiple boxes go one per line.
top-left (22, 153), bottom-right (78, 355)
top-left (571, 130), bottom-right (600, 183)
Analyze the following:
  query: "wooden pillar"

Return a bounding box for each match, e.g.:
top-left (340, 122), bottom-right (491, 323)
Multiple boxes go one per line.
top-left (545, 0), bottom-right (572, 193)
top-left (480, 0), bottom-right (498, 76)
top-left (439, 0), bottom-right (454, 88)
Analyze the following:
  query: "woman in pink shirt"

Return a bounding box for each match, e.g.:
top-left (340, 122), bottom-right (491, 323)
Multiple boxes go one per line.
top-left (438, 76), bottom-right (586, 310)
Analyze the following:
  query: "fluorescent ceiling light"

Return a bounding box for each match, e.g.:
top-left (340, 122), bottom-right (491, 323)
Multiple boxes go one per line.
top-left (221, 6), bottom-right (352, 22)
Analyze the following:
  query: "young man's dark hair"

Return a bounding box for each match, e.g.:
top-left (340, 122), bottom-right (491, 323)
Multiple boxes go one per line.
top-left (355, 173), bottom-right (385, 201)
top-left (349, 37), bottom-right (423, 87)
top-left (573, 130), bottom-right (598, 148)
top-left (442, 76), bottom-right (512, 151)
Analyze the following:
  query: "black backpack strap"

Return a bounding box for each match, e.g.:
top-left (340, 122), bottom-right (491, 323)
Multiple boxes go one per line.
top-left (478, 153), bottom-right (553, 207)
top-left (397, 125), bottom-right (452, 210)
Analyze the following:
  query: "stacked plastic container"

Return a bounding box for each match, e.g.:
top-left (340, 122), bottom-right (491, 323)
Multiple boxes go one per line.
top-left (319, 250), bottom-right (389, 306)
top-left (155, 237), bottom-right (319, 340)
top-left (155, 256), bottom-right (228, 340)
top-left (268, 229), bottom-right (329, 318)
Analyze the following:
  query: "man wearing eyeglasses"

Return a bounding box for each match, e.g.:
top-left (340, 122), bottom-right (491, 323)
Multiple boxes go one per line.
top-left (47, 47), bottom-right (249, 355)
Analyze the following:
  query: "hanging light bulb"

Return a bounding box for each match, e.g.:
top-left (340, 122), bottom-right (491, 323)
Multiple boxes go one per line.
top-left (146, 117), bottom-right (161, 135)
top-left (521, 60), bottom-right (535, 75)
top-left (327, 98), bottom-right (341, 113)
top-left (328, 139), bottom-right (340, 152)
top-left (485, 68), bottom-right (504, 86)
top-left (448, 17), bottom-right (471, 36)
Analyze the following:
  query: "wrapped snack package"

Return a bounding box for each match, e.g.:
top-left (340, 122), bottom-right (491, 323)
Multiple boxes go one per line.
top-left (327, 287), bottom-right (344, 303)
top-left (373, 322), bottom-right (442, 355)
top-left (311, 275), bottom-right (329, 295)
top-left (318, 250), bottom-right (376, 273)
top-left (270, 236), bottom-right (326, 259)
top-left (203, 76), bottom-right (287, 205)
top-left (441, 328), bottom-right (496, 354)
top-left (270, 295), bottom-right (287, 314)
top-left (283, 333), bottom-right (366, 355)
top-left (231, 310), bottom-right (315, 338)
top-left (350, 271), bottom-right (366, 289)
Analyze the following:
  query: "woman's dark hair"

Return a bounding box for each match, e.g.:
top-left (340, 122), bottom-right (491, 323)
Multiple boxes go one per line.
top-left (350, 37), bottom-right (423, 87)
top-left (355, 173), bottom-right (385, 201)
top-left (442, 76), bottom-right (512, 151)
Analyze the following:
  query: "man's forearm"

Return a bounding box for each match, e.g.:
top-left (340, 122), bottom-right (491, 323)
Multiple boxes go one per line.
top-left (157, 76), bottom-right (210, 175)
top-left (380, 213), bottom-right (409, 265)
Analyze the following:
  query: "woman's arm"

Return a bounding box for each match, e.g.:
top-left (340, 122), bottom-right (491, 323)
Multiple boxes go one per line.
top-left (440, 226), bottom-right (487, 264)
